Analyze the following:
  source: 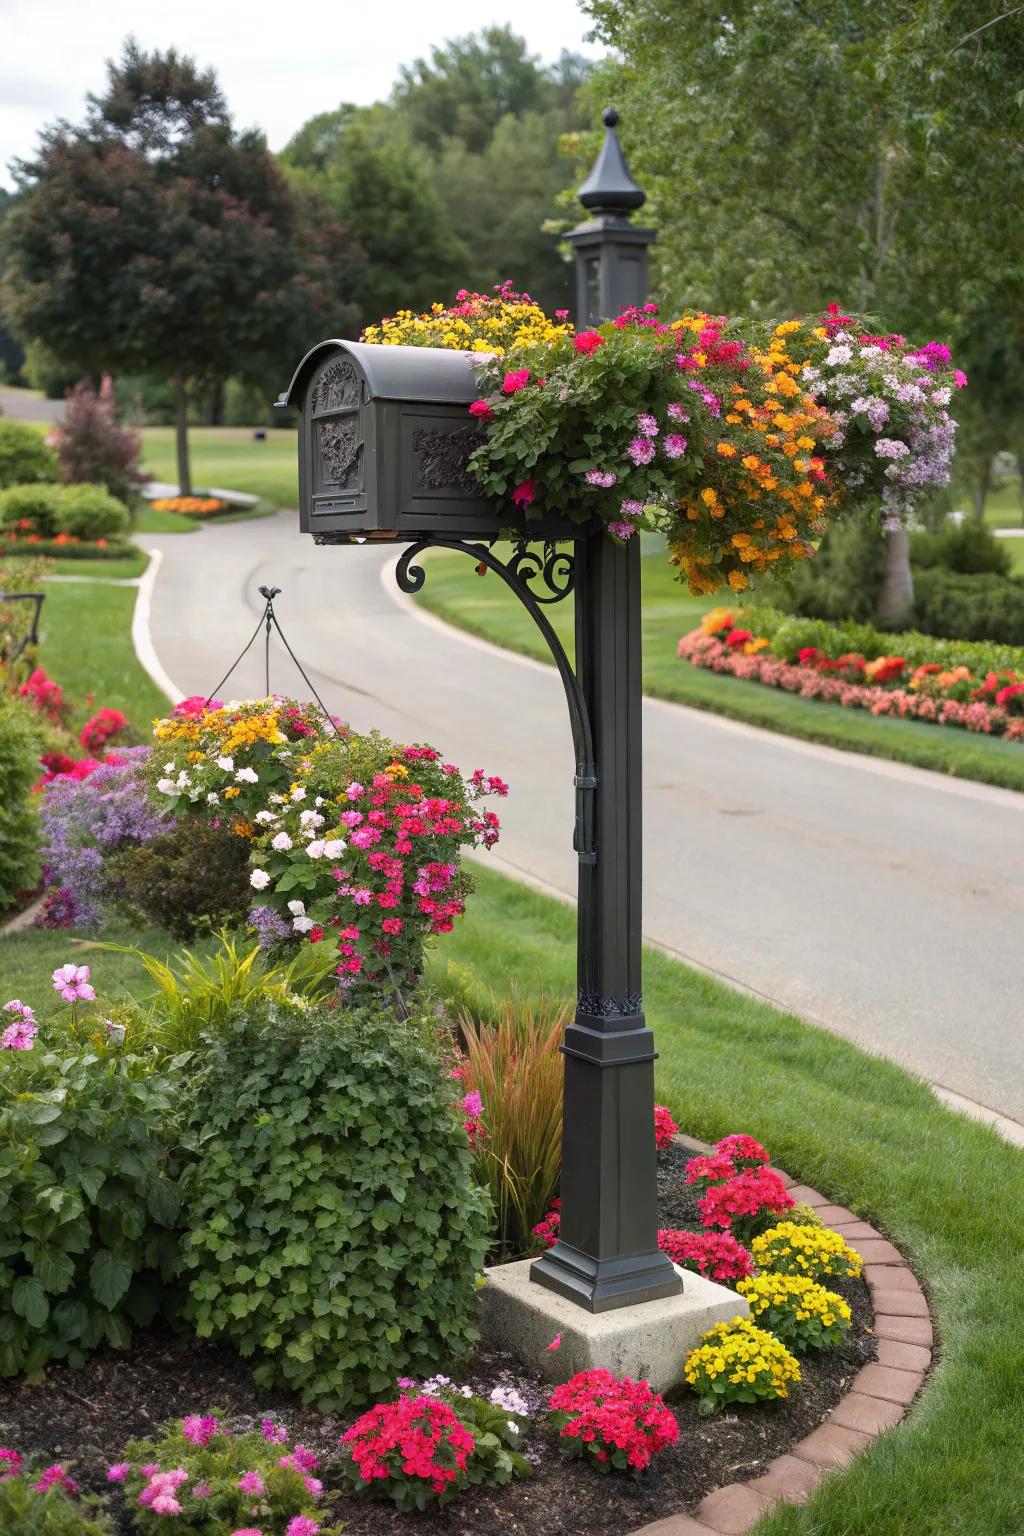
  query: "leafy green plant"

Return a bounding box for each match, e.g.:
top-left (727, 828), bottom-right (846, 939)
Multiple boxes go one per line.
top-left (0, 1030), bottom-right (184, 1377)
top-left (0, 482), bottom-right (63, 536)
top-left (0, 693), bottom-right (42, 911)
top-left (457, 994), bottom-right (566, 1256)
top-left (0, 1472), bottom-right (113, 1536)
top-left (105, 823), bottom-right (252, 940)
top-left (911, 517), bottom-right (1012, 577)
top-left (119, 1416), bottom-right (340, 1535)
top-left (99, 930), bottom-right (341, 1052)
top-left (0, 420), bottom-right (59, 488)
top-left (912, 566), bottom-right (1024, 646)
top-left (177, 1002), bottom-right (491, 1411)
top-left (53, 484), bottom-right (132, 542)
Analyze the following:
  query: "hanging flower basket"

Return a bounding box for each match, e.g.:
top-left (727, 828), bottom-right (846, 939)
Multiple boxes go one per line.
top-left (364, 289), bottom-right (965, 596)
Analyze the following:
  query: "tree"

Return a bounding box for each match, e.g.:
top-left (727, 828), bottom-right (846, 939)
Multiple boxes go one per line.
top-left (393, 26), bottom-right (553, 155)
top-left (0, 40), bottom-right (363, 493)
top-left (580, 0), bottom-right (1024, 624)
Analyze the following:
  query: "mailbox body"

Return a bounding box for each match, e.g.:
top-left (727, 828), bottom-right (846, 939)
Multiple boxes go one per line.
top-left (280, 339), bottom-right (580, 542)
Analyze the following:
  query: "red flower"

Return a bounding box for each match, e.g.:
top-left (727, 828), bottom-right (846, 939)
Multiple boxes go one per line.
top-left (547, 1370), bottom-right (678, 1472)
top-left (308, 926), bottom-right (325, 942)
top-left (715, 1133), bottom-right (769, 1167)
top-left (502, 368), bottom-right (530, 394)
top-left (725, 629), bottom-right (751, 649)
top-left (658, 1228), bottom-right (754, 1282)
top-left (512, 479), bottom-right (536, 509)
top-left (572, 331), bottom-right (605, 354)
top-left (996, 682), bottom-right (1024, 711)
top-left (698, 1167), bottom-right (793, 1233)
top-left (653, 1104), bottom-right (678, 1149)
top-left (798, 647), bottom-right (821, 665)
top-left (468, 399), bottom-right (493, 422)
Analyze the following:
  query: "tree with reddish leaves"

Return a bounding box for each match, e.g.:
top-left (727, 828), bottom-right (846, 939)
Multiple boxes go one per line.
top-left (1, 39), bottom-right (363, 494)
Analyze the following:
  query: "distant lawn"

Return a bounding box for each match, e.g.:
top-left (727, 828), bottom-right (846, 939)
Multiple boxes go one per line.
top-left (981, 478), bottom-right (1024, 529)
top-left (139, 425), bottom-right (298, 508)
top-left (37, 578), bottom-right (169, 735)
top-left (50, 552), bottom-right (149, 580)
top-left (413, 543), bottom-right (1024, 793)
top-left (0, 923), bottom-right (204, 1020)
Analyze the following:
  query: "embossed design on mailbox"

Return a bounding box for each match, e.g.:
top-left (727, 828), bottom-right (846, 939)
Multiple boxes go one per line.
top-left (319, 418), bottom-right (362, 490)
top-left (413, 426), bottom-right (479, 497)
top-left (312, 359), bottom-right (360, 414)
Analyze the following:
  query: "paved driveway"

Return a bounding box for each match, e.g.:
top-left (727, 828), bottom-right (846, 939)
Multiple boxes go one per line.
top-left (141, 512), bottom-right (1024, 1123)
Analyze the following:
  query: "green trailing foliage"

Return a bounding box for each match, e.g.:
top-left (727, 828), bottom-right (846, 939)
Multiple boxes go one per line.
top-left (177, 1002), bottom-right (492, 1412)
top-left (0, 693), bottom-right (42, 912)
top-left (0, 420), bottom-right (59, 488)
top-left (0, 1032), bottom-right (185, 1377)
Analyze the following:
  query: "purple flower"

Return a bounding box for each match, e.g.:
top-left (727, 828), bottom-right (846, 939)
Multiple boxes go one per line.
top-left (636, 413), bottom-right (659, 438)
top-left (182, 1414), bottom-right (220, 1447)
top-left (107, 1463), bottom-right (131, 1483)
top-left (875, 438), bottom-right (910, 460)
top-left (607, 520), bottom-right (636, 540)
top-left (627, 437), bottom-right (655, 466)
top-left (619, 499), bottom-right (644, 519)
top-left (249, 906), bottom-right (290, 950)
top-left (663, 434), bottom-right (688, 459)
top-left (2, 1017), bottom-right (38, 1051)
top-left (51, 964), bottom-right (95, 1003)
top-left (584, 468), bottom-right (618, 487)
top-left (667, 402), bottom-right (690, 422)
top-left (261, 1419), bottom-right (288, 1444)
top-left (462, 1089), bottom-right (484, 1118)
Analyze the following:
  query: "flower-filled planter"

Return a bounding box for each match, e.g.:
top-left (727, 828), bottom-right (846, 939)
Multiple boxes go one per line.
top-left (150, 696), bottom-right (506, 998)
top-left (362, 287), bottom-right (964, 596)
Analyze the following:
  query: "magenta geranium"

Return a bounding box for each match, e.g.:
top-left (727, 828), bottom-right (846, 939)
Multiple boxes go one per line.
top-left (547, 1369), bottom-right (679, 1473)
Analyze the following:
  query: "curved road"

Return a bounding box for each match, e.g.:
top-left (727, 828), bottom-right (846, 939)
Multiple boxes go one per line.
top-left (141, 512), bottom-right (1024, 1124)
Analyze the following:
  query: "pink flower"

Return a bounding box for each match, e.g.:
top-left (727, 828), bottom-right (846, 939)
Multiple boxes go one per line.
top-left (502, 368), bottom-right (530, 394)
top-left (511, 479), bottom-right (536, 508)
top-left (667, 402), bottom-right (690, 422)
top-left (620, 499), bottom-right (644, 519)
top-left (572, 331), bottom-right (605, 354)
top-left (608, 520), bottom-right (636, 541)
top-left (286, 1519), bottom-right (320, 1536)
top-left (585, 468), bottom-right (617, 487)
top-left (1, 1017), bottom-right (37, 1051)
top-left (151, 1494), bottom-right (183, 1515)
top-left (33, 1465), bottom-right (78, 1495)
top-left (468, 399), bottom-right (493, 422)
top-left (228, 1529), bottom-right (264, 1536)
top-left (194, 1482), bottom-right (213, 1498)
top-left (51, 963), bottom-right (95, 1003)
top-left (663, 433), bottom-right (688, 458)
top-left (260, 1419), bottom-right (288, 1444)
top-left (0, 1449), bottom-right (24, 1481)
top-left (546, 1332), bottom-right (562, 1352)
top-left (954, 369), bottom-right (968, 388)
top-left (636, 412), bottom-right (659, 437)
top-left (462, 1089), bottom-right (484, 1118)
top-left (238, 1470), bottom-right (266, 1495)
top-left (182, 1414), bottom-right (220, 1447)
top-left (627, 436), bottom-right (655, 466)
top-left (107, 1462), bottom-right (131, 1482)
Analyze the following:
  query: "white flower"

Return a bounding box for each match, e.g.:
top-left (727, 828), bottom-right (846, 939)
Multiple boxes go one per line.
top-left (271, 832), bottom-right (293, 851)
top-left (322, 838), bottom-right (347, 858)
top-left (314, 796), bottom-right (325, 807)
top-left (299, 809), bottom-right (324, 828)
top-left (825, 344), bottom-right (853, 366)
top-left (175, 770), bottom-right (191, 788)
top-left (156, 777), bottom-right (176, 795)
top-left (236, 767), bottom-right (259, 784)
top-left (249, 869), bottom-right (271, 890)
top-left (506, 1421), bottom-right (519, 1435)
top-left (292, 915), bottom-right (314, 934)
top-left (216, 755), bottom-right (234, 772)
top-left (306, 840), bottom-right (325, 859)
top-left (269, 793), bottom-right (286, 805)
top-left (164, 760), bottom-right (175, 773)
top-left (255, 810), bottom-right (276, 825)
top-left (291, 785), bottom-right (307, 802)
top-left (104, 1020), bottom-right (126, 1044)
top-left (206, 792), bottom-right (220, 805)
top-left (287, 900), bottom-right (306, 917)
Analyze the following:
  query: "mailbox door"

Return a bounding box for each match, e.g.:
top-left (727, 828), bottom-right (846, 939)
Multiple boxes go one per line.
top-left (393, 402), bottom-right (504, 535)
top-left (303, 352), bottom-right (381, 534)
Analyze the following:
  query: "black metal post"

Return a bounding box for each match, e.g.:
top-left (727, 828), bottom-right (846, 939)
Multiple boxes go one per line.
top-left (531, 110), bottom-right (682, 1312)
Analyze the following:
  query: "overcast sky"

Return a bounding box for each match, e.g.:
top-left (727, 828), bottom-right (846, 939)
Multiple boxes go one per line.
top-left (0, 0), bottom-right (603, 189)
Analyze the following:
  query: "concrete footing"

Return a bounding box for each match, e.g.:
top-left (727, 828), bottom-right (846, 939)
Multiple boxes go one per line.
top-left (480, 1260), bottom-right (748, 1395)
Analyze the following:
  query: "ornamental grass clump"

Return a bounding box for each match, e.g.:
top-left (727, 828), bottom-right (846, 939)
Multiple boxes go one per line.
top-left (736, 1273), bottom-right (853, 1352)
top-left (546, 1369), bottom-right (679, 1473)
top-left (340, 1380), bottom-right (532, 1510)
top-left (752, 1221), bottom-right (863, 1281)
top-left (684, 1317), bottom-right (801, 1414)
top-left (118, 1415), bottom-right (339, 1535)
top-left (177, 1001), bottom-right (491, 1412)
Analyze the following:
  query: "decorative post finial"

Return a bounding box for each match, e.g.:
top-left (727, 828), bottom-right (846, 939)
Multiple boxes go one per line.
top-left (566, 107), bottom-right (656, 325)
top-left (576, 107), bottom-right (647, 219)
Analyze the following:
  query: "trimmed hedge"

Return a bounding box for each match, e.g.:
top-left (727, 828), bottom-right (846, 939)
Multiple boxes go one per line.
top-left (742, 603), bottom-right (1024, 677)
top-left (0, 482), bottom-right (132, 543)
top-left (912, 567), bottom-right (1024, 647)
top-left (0, 420), bottom-right (59, 488)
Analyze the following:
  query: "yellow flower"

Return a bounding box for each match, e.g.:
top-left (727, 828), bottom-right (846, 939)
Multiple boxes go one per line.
top-left (223, 786), bottom-right (241, 800)
top-left (727, 570), bottom-right (749, 591)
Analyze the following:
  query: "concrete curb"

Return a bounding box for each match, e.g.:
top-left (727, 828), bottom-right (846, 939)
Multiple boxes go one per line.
top-left (627, 1164), bottom-right (933, 1536)
top-left (131, 547), bottom-right (183, 706)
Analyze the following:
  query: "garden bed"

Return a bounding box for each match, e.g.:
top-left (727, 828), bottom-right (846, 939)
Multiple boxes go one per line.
top-left (0, 1143), bottom-right (874, 1536)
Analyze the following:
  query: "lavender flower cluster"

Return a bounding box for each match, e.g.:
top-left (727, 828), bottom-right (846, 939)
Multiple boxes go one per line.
top-left (36, 746), bottom-right (169, 929)
top-left (804, 336), bottom-right (960, 528)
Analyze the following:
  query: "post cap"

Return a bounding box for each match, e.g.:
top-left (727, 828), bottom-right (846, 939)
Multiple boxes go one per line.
top-left (577, 107), bottom-right (646, 216)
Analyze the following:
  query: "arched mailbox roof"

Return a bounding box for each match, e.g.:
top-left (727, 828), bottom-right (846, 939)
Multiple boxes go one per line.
top-left (279, 338), bottom-right (494, 409)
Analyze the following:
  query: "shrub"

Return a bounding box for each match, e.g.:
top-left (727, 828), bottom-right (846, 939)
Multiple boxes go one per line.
top-left (751, 1222), bottom-right (863, 1281)
top-left (0, 693), bottom-right (42, 911)
top-left (912, 567), bottom-right (1024, 646)
top-left (105, 822), bottom-right (250, 940)
top-left (683, 1316), bottom-right (801, 1413)
top-left (0, 482), bottom-right (63, 537)
top-left (457, 995), bottom-right (566, 1256)
top-left (0, 1467), bottom-right (113, 1535)
top-left (37, 748), bottom-right (165, 929)
top-left (743, 602), bottom-right (1024, 677)
top-left (546, 1369), bottom-right (679, 1473)
top-left (777, 514), bottom-right (887, 622)
top-left (341, 1386), bottom-right (531, 1510)
top-left (911, 517), bottom-right (1012, 577)
top-left (50, 376), bottom-right (142, 507)
top-left (0, 420), bottom-right (59, 488)
top-left (53, 484), bottom-right (132, 542)
top-left (177, 1002), bottom-right (492, 1412)
top-left (736, 1273), bottom-right (852, 1351)
top-left (0, 1004), bottom-right (182, 1377)
top-left (657, 1229), bottom-right (754, 1283)
top-left (696, 1166), bottom-right (794, 1243)
top-left (118, 1415), bottom-right (336, 1535)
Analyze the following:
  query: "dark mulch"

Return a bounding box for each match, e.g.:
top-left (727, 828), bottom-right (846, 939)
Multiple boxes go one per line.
top-left (0, 1146), bottom-right (877, 1536)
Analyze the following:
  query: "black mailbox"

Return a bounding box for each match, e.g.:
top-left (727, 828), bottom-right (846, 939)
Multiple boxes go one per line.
top-left (280, 339), bottom-right (514, 541)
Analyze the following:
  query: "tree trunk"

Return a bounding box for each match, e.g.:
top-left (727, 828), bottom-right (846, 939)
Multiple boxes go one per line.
top-left (876, 523), bottom-right (914, 630)
top-left (174, 376), bottom-right (192, 496)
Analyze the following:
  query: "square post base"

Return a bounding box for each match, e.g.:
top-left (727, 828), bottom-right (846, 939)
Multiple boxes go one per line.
top-left (481, 1260), bottom-right (749, 1396)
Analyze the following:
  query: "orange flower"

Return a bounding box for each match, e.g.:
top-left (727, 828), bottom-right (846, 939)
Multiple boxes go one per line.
top-left (741, 454), bottom-right (761, 472)
top-left (716, 443), bottom-right (738, 458)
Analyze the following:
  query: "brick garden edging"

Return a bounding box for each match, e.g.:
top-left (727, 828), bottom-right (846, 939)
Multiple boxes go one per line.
top-left (629, 1165), bottom-right (934, 1536)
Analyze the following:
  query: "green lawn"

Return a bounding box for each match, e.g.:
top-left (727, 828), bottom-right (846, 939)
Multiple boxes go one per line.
top-left (50, 552), bottom-right (150, 580)
top-left (36, 578), bottom-right (169, 734)
top-left (6, 871), bottom-right (1023, 1536)
top-left (412, 543), bottom-right (1024, 793)
top-left (139, 425), bottom-right (298, 508)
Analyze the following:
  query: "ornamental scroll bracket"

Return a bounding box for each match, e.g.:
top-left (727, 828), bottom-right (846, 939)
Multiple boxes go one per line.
top-left (394, 538), bottom-right (596, 867)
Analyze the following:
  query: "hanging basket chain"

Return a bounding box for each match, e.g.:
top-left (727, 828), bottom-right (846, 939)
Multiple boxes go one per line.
top-left (202, 584), bottom-right (339, 733)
